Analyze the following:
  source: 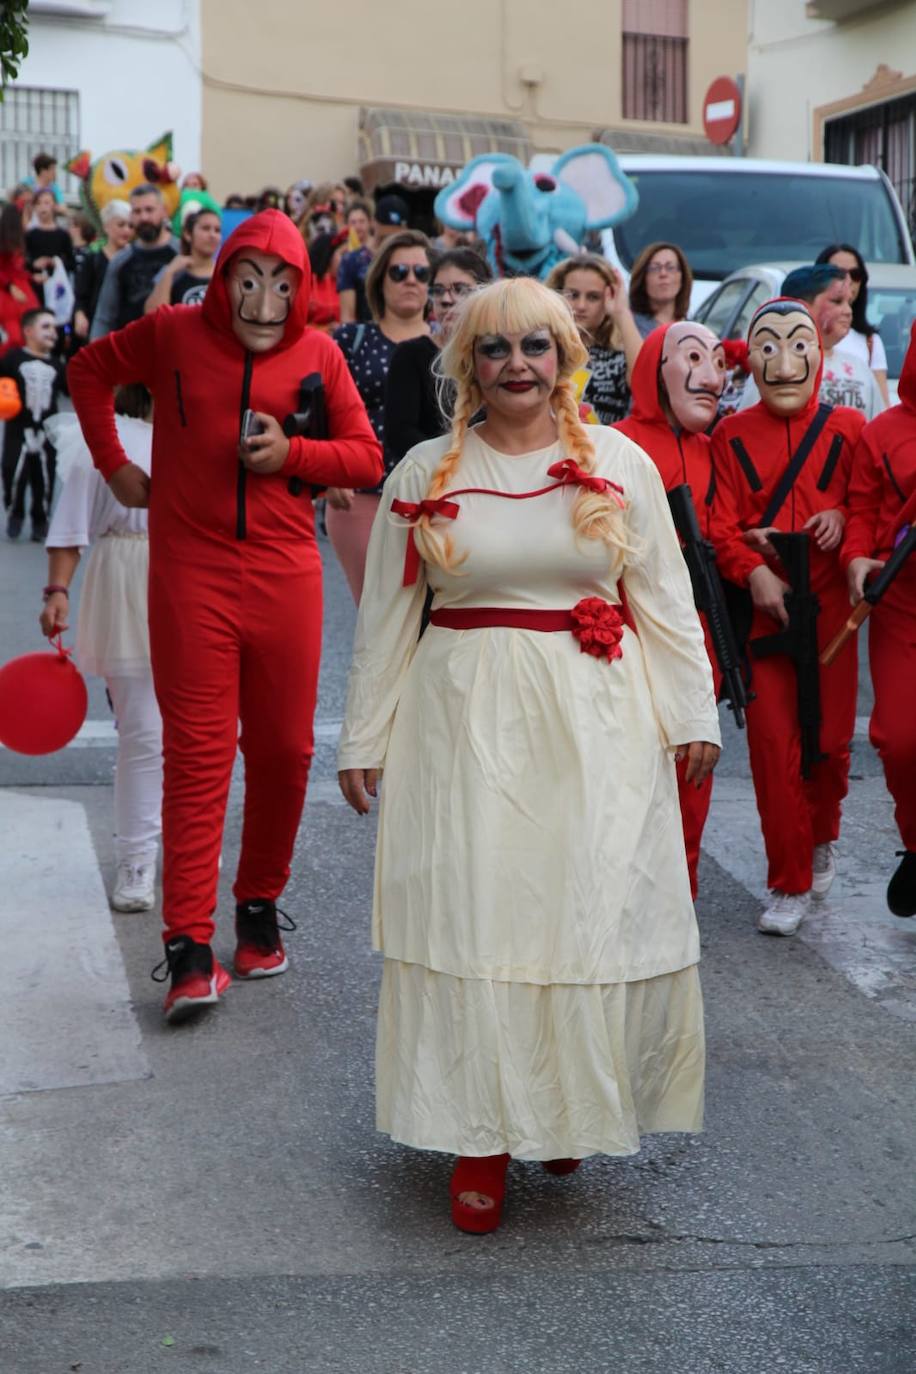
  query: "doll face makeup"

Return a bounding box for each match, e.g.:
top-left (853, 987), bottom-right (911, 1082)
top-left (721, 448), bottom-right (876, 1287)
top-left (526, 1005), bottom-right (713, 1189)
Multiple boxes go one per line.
top-left (659, 322), bottom-right (726, 432)
top-left (748, 306), bottom-right (821, 416)
top-left (474, 328), bottom-right (559, 413)
top-left (227, 248), bottom-right (300, 352)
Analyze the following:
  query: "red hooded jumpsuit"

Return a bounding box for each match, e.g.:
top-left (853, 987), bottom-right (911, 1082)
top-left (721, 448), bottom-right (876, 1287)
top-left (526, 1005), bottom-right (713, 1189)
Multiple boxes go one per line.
top-left (709, 333), bottom-right (864, 895)
top-left (68, 212), bottom-right (382, 945)
top-left (615, 323), bottom-right (720, 899)
top-left (842, 321), bottom-right (916, 853)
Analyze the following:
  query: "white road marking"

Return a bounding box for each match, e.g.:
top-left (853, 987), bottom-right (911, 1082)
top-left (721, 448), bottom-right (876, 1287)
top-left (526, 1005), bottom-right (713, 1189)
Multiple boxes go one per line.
top-left (0, 791), bottom-right (150, 1096)
top-left (704, 775), bottom-right (916, 1022)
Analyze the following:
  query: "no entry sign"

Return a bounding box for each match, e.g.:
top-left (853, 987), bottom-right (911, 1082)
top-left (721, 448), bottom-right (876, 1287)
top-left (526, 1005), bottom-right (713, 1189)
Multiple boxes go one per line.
top-left (703, 76), bottom-right (742, 146)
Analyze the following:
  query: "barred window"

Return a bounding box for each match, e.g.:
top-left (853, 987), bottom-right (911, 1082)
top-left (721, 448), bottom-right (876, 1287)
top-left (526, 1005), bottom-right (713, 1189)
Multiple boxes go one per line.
top-left (0, 86), bottom-right (80, 197)
top-left (824, 93), bottom-right (916, 241)
top-left (622, 0), bottom-right (688, 125)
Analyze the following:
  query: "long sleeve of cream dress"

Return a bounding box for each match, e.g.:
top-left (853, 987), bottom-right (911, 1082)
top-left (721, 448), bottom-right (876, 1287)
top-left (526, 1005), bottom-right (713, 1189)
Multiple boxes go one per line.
top-left (339, 425), bottom-right (721, 1160)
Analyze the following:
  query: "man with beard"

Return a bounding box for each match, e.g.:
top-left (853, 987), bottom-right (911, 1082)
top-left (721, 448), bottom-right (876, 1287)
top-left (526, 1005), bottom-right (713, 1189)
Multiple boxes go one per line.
top-left (90, 184), bottom-right (178, 339)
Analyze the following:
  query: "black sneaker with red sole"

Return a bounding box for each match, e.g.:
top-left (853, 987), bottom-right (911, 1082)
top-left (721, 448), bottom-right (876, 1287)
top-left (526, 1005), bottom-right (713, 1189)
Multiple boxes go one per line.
top-left (152, 935), bottom-right (231, 1024)
top-left (233, 899), bottom-right (296, 979)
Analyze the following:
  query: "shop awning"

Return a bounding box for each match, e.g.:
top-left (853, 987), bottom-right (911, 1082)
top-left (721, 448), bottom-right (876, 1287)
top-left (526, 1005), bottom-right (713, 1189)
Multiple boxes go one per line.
top-left (358, 106), bottom-right (532, 193)
top-left (593, 127), bottom-right (733, 157)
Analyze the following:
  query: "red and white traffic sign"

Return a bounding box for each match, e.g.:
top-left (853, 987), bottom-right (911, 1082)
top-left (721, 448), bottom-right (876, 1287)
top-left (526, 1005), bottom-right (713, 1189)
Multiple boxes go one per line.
top-left (703, 76), bottom-right (742, 146)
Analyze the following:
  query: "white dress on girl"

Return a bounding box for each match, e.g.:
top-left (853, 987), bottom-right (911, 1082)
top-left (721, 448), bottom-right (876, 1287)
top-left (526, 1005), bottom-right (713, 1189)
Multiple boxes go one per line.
top-left (46, 413), bottom-right (161, 869)
top-left (339, 426), bottom-right (720, 1160)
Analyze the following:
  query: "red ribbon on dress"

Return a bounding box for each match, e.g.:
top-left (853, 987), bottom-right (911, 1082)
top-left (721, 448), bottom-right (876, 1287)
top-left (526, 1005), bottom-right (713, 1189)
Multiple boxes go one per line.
top-left (547, 459), bottom-right (625, 505)
top-left (390, 497), bottom-right (460, 586)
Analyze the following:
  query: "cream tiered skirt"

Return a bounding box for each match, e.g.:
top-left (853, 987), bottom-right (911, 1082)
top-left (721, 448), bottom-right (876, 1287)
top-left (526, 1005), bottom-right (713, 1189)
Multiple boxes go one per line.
top-left (376, 959), bottom-right (704, 1160)
top-left (77, 532), bottom-right (150, 678)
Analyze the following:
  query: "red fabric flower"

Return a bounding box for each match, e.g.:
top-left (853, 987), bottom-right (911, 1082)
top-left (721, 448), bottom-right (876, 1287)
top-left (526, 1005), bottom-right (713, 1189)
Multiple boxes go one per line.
top-left (570, 597), bottom-right (624, 662)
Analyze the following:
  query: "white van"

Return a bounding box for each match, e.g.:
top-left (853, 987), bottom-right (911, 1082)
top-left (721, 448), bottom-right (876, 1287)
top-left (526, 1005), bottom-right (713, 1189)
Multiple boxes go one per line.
top-left (599, 156), bottom-right (915, 309)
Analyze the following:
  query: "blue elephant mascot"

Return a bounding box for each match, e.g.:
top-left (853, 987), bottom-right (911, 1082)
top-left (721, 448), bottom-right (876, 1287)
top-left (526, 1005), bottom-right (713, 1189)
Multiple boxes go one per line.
top-left (434, 143), bottom-right (638, 280)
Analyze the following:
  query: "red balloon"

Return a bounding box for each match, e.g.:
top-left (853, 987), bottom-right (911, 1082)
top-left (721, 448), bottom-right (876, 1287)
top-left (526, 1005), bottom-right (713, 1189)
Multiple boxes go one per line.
top-left (0, 645), bottom-right (88, 755)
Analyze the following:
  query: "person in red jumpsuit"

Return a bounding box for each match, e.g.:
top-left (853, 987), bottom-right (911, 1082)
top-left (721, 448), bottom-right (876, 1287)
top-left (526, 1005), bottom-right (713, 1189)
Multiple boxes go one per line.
top-left (616, 320), bottom-right (727, 898)
top-left (841, 320), bottom-right (916, 918)
top-left (69, 210), bottom-right (382, 1022)
top-left (710, 294), bottom-right (865, 937)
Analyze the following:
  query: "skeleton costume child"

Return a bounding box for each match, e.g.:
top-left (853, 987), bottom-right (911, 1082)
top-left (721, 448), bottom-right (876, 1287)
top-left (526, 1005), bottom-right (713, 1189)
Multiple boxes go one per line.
top-left (1, 344), bottom-right (66, 536)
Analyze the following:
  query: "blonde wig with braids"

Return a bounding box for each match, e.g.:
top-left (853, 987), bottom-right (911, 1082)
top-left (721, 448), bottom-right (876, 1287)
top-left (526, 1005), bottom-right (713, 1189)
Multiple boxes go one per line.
top-left (416, 277), bottom-right (631, 575)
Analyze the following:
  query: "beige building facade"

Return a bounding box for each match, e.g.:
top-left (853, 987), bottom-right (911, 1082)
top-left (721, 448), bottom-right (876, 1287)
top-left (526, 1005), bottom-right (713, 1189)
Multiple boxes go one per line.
top-left (200, 0), bottom-right (748, 202)
top-left (747, 0), bottom-right (916, 226)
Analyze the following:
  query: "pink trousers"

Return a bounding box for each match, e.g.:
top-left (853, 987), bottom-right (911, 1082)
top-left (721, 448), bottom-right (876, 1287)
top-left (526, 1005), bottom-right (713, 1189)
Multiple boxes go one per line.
top-left (325, 493), bottom-right (381, 604)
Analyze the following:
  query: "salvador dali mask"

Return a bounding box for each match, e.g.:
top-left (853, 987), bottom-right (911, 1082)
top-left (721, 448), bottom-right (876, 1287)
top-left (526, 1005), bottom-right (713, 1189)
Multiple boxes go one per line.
top-left (659, 321), bottom-right (727, 432)
top-left (747, 303), bottom-right (821, 418)
top-left (227, 248), bottom-right (299, 353)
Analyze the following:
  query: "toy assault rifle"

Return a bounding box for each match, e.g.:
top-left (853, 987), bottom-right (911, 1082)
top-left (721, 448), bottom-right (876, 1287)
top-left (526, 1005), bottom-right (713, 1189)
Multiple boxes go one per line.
top-left (283, 372), bottom-right (328, 498)
top-left (667, 483), bottom-right (750, 729)
top-left (750, 530), bottom-right (824, 779)
top-left (821, 523), bottom-right (916, 667)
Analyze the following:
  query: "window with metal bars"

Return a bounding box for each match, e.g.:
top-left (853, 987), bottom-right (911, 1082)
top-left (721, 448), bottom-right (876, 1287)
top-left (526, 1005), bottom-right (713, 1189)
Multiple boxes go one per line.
top-left (622, 0), bottom-right (688, 125)
top-left (824, 93), bottom-right (916, 241)
top-left (0, 86), bottom-right (80, 198)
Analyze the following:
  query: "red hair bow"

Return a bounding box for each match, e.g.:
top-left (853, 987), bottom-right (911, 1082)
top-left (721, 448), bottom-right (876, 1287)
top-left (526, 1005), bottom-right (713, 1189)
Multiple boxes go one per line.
top-left (390, 496), bottom-right (460, 586)
top-left (547, 459), bottom-right (625, 504)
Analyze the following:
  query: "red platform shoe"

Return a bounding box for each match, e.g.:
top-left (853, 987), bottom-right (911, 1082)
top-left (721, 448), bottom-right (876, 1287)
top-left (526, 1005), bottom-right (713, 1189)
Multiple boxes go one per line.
top-left (542, 1158), bottom-right (581, 1176)
top-left (450, 1153), bottom-right (510, 1234)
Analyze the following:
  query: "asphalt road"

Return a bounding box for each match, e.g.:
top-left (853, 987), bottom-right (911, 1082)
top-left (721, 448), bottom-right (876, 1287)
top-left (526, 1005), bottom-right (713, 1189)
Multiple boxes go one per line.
top-left (0, 529), bottom-right (914, 1374)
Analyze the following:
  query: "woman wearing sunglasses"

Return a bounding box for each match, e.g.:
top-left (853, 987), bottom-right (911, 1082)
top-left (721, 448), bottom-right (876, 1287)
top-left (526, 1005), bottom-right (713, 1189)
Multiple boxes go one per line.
top-left (815, 243), bottom-right (890, 407)
top-left (384, 247), bottom-right (492, 464)
top-left (328, 229), bottom-right (433, 601)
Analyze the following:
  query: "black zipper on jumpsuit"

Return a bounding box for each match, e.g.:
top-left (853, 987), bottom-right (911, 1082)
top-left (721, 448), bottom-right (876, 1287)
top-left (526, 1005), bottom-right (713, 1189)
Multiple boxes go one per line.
top-left (785, 417), bottom-right (796, 531)
top-left (236, 350), bottom-right (254, 540)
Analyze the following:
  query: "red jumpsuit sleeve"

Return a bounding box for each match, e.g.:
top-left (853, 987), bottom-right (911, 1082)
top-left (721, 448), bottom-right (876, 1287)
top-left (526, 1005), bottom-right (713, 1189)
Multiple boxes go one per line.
top-left (841, 427), bottom-right (883, 567)
top-left (708, 423), bottom-right (766, 587)
top-left (281, 341), bottom-right (382, 487)
top-left (67, 313), bottom-right (161, 480)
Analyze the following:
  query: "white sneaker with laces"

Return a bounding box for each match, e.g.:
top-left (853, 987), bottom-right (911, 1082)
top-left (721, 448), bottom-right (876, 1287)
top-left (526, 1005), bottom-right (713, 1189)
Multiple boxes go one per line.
top-left (811, 842), bottom-right (837, 900)
top-left (112, 860), bottom-right (156, 912)
top-left (757, 890), bottom-right (809, 937)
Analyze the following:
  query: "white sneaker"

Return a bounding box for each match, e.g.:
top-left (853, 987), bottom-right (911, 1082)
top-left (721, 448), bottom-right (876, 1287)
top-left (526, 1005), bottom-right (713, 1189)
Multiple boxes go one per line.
top-left (757, 890), bottom-right (809, 937)
top-left (112, 860), bottom-right (157, 912)
top-left (811, 843), bottom-right (837, 900)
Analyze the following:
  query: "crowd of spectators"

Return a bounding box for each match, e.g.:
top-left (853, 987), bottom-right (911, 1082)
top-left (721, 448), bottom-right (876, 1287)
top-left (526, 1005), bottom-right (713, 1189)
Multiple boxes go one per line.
top-left (1, 150), bottom-right (891, 561)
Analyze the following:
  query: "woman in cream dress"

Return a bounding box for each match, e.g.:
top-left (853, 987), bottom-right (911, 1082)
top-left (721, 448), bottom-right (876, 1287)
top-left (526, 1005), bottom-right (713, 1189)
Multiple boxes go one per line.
top-left (338, 278), bottom-right (720, 1233)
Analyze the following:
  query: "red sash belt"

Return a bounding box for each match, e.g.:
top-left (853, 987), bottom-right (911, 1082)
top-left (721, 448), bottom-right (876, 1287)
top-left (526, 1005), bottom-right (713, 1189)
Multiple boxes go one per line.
top-left (429, 607), bottom-right (574, 631)
top-left (430, 598), bottom-right (626, 663)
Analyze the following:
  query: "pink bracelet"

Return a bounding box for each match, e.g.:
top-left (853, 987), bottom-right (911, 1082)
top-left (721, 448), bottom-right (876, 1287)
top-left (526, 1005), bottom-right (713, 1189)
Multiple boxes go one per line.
top-left (42, 585), bottom-right (69, 600)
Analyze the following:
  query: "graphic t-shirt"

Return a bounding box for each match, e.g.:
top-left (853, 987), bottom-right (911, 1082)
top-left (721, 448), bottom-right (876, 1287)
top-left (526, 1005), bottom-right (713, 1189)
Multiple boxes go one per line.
top-left (169, 271), bottom-right (210, 306)
top-left (819, 350), bottom-right (884, 420)
top-left (583, 345), bottom-right (630, 425)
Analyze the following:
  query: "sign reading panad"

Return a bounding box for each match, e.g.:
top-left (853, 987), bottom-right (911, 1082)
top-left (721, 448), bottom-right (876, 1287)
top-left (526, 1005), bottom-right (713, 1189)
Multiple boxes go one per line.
top-left (703, 77), bottom-right (742, 146)
top-left (393, 161), bottom-right (458, 188)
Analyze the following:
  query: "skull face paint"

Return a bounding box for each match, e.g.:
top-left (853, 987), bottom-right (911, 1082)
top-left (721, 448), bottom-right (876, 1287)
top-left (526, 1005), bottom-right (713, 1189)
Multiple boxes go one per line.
top-left (227, 249), bottom-right (300, 353)
top-left (748, 304), bottom-right (821, 418)
top-left (659, 322), bottom-right (726, 432)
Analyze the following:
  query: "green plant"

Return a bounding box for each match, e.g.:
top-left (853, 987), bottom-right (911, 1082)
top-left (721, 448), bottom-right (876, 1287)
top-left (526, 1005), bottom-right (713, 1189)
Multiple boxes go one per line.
top-left (0, 1), bottom-right (30, 98)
